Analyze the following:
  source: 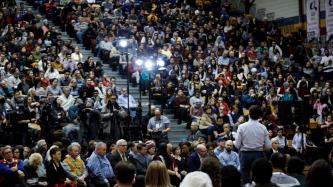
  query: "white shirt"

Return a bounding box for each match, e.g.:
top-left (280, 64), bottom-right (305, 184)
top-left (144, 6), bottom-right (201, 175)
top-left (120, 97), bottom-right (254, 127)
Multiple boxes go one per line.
top-left (235, 119), bottom-right (271, 151)
top-left (58, 94), bottom-right (75, 111)
top-left (292, 133), bottom-right (307, 152)
top-left (45, 68), bottom-right (60, 80)
top-left (117, 94), bottom-right (137, 109)
top-left (99, 41), bottom-right (113, 51)
top-left (271, 172), bottom-right (300, 187)
top-left (71, 52), bottom-right (83, 63)
top-left (320, 55), bottom-right (333, 65)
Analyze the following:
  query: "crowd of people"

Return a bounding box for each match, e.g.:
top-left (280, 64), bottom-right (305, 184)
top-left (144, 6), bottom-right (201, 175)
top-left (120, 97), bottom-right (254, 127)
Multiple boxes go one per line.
top-left (0, 0), bottom-right (333, 187)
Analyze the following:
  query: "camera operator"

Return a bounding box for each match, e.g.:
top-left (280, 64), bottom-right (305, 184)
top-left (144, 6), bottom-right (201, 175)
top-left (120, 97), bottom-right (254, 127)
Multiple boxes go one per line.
top-left (80, 97), bottom-right (101, 142)
top-left (101, 94), bottom-right (124, 143)
top-left (147, 108), bottom-right (171, 144)
top-left (0, 95), bottom-right (10, 144)
top-left (13, 94), bottom-right (31, 146)
top-left (39, 95), bottom-right (60, 144)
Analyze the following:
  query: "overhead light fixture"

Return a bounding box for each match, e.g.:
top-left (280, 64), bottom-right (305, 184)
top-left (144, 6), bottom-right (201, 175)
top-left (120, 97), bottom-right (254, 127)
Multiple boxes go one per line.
top-left (157, 59), bottom-right (165, 67)
top-left (135, 59), bottom-right (143, 66)
top-left (145, 59), bottom-right (154, 70)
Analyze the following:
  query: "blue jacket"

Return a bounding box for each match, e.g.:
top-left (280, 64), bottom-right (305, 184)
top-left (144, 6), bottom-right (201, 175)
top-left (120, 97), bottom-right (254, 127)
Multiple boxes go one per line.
top-left (187, 152), bottom-right (201, 172)
top-left (0, 159), bottom-right (24, 184)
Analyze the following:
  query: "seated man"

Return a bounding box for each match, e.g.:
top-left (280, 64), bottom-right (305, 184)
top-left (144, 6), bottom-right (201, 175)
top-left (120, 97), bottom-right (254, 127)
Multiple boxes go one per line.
top-left (147, 108), bottom-right (171, 144)
top-left (107, 139), bottom-right (135, 169)
top-left (114, 161), bottom-right (136, 187)
top-left (58, 86), bottom-right (75, 112)
top-left (208, 116), bottom-right (225, 142)
top-left (86, 142), bottom-right (115, 187)
top-left (0, 146), bottom-right (25, 186)
top-left (270, 153), bottom-right (300, 187)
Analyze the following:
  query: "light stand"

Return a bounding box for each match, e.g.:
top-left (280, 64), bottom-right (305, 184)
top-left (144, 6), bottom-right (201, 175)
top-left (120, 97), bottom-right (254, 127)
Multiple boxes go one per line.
top-left (135, 59), bottom-right (144, 137)
top-left (156, 58), bottom-right (165, 114)
top-left (144, 59), bottom-right (154, 116)
top-left (118, 37), bottom-right (131, 140)
top-left (135, 59), bottom-right (143, 103)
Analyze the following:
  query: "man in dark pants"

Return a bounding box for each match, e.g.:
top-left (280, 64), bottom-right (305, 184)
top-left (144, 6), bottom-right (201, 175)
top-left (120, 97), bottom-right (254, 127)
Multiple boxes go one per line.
top-left (235, 105), bottom-right (271, 185)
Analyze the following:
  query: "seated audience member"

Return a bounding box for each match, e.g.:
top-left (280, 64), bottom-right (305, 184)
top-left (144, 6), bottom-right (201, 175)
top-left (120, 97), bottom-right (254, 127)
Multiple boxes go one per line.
top-left (266, 138), bottom-right (282, 159)
top-left (24, 153), bottom-right (48, 187)
top-left (271, 128), bottom-right (288, 153)
top-left (0, 146), bottom-right (25, 186)
top-left (208, 116), bottom-right (225, 142)
top-left (206, 142), bottom-right (216, 157)
top-left (218, 140), bottom-right (240, 170)
top-left (45, 147), bottom-right (76, 186)
top-left (200, 156), bottom-right (221, 187)
top-left (187, 144), bottom-right (207, 172)
top-left (221, 165), bottom-right (241, 187)
top-left (213, 136), bottom-right (226, 157)
top-left (199, 106), bottom-right (216, 135)
top-left (270, 152), bottom-right (300, 187)
top-left (86, 142), bottom-right (115, 187)
top-left (145, 160), bottom-right (172, 187)
top-left (286, 156), bottom-right (306, 185)
top-left (107, 139), bottom-right (134, 169)
top-left (134, 143), bottom-right (150, 176)
top-left (114, 161), bottom-right (136, 187)
top-left (294, 159), bottom-right (333, 187)
top-left (248, 158), bottom-right (279, 187)
top-left (180, 171), bottom-right (213, 187)
top-left (62, 143), bottom-right (88, 186)
top-left (187, 122), bottom-right (203, 143)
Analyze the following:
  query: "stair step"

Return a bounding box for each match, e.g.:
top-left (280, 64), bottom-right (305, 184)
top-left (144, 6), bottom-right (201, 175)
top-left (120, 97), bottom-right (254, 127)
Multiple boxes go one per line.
top-left (18, 0), bottom-right (191, 145)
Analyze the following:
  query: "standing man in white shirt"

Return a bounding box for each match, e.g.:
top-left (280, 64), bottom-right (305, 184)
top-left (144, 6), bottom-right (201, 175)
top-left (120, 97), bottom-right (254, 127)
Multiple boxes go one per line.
top-left (235, 105), bottom-right (271, 185)
top-left (117, 87), bottom-right (137, 118)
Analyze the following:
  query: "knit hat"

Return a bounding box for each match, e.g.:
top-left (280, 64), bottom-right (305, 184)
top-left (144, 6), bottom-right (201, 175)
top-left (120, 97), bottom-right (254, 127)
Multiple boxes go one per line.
top-left (145, 140), bottom-right (156, 150)
top-left (180, 171), bottom-right (213, 187)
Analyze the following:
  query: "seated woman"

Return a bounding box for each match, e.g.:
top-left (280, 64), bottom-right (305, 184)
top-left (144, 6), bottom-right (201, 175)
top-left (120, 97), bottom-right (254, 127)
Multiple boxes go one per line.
top-left (199, 105), bottom-right (216, 136)
top-left (45, 147), bottom-right (76, 186)
top-left (24, 153), bottom-right (48, 187)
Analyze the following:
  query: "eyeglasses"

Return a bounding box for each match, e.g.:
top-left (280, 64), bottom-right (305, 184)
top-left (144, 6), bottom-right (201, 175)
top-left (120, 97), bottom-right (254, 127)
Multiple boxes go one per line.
top-left (119, 145), bottom-right (127, 147)
top-left (4, 151), bottom-right (12, 154)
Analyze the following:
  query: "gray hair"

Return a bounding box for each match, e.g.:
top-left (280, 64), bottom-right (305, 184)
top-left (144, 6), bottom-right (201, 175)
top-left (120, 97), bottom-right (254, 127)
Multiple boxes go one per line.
top-left (95, 142), bottom-right (107, 151)
top-left (67, 142), bottom-right (81, 153)
top-left (36, 139), bottom-right (46, 148)
top-left (1, 145), bottom-right (12, 155)
top-left (29, 153), bottom-right (43, 166)
top-left (197, 144), bottom-right (206, 152)
top-left (116, 139), bottom-right (127, 146)
top-left (223, 123), bottom-right (231, 128)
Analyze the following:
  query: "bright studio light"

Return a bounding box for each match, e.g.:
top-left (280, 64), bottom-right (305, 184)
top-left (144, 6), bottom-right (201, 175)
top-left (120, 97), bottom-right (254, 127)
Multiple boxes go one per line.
top-left (157, 59), bottom-right (165, 67)
top-left (135, 59), bottom-right (143, 66)
top-left (119, 39), bottom-right (128, 48)
top-left (145, 59), bottom-right (154, 70)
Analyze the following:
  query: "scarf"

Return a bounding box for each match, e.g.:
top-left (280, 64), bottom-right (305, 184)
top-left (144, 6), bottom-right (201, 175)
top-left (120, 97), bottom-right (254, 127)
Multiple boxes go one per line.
top-left (63, 156), bottom-right (85, 176)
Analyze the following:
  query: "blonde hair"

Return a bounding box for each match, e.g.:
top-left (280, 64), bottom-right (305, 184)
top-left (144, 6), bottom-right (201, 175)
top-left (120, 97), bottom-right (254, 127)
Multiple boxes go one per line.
top-left (145, 160), bottom-right (171, 187)
top-left (29, 153), bottom-right (43, 166)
